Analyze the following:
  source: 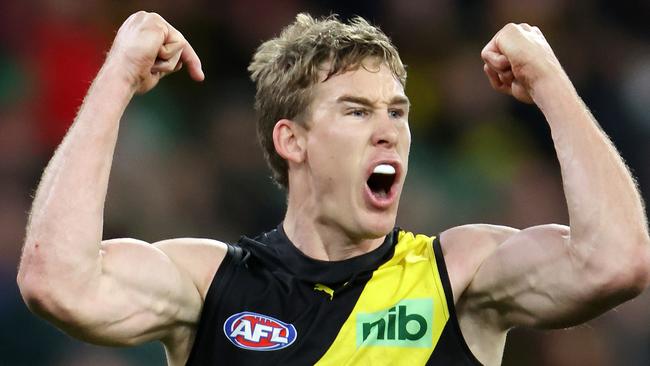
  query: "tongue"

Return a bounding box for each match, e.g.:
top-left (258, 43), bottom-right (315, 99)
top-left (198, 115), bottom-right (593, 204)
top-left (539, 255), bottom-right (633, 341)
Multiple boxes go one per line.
top-left (373, 164), bottom-right (395, 175)
top-left (373, 190), bottom-right (389, 199)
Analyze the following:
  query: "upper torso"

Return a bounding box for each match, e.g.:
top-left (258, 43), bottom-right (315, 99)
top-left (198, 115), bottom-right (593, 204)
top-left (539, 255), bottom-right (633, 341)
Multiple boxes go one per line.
top-left (166, 225), bottom-right (504, 365)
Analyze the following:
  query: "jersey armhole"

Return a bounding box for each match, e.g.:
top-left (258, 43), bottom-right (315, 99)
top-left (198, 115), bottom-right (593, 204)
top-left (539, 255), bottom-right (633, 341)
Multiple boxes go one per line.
top-left (185, 243), bottom-right (244, 365)
top-left (432, 236), bottom-right (483, 366)
top-left (202, 243), bottom-right (245, 315)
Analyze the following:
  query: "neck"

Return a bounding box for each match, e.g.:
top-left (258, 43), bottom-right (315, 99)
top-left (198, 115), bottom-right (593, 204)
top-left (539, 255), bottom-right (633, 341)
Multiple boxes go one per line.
top-left (283, 190), bottom-right (385, 261)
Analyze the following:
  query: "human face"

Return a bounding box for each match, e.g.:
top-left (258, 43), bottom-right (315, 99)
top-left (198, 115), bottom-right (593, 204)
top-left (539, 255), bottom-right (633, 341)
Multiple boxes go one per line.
top-left (300, 60), bottom-right (411, 239)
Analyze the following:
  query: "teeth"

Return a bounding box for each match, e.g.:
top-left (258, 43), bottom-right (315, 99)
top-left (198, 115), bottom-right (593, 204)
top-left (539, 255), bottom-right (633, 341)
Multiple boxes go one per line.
top-left (373, 164), bottom-right (395, 175)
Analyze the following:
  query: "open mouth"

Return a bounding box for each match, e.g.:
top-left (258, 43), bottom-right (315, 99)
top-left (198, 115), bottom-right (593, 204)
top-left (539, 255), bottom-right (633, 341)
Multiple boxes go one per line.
top-left (366, 164), bottom-right (397, 199)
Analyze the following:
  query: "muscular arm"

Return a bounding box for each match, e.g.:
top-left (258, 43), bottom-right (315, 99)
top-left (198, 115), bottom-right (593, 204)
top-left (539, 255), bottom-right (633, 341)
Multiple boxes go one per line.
top-left (16, 12), bottom-right (223, 347)
top-left (446, 24), bottom-right (650, 333)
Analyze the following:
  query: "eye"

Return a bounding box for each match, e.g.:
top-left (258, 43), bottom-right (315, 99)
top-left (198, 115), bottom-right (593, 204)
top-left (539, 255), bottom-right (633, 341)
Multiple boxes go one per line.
top-left (388, 108), bottom-right (404, 119)
top-left (347, 108), bottom-right (369, 118)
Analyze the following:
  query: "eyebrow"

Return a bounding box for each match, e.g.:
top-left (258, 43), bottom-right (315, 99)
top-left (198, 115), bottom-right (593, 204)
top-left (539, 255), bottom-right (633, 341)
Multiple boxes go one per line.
top-left (336, 95), bottom-right (410, 108)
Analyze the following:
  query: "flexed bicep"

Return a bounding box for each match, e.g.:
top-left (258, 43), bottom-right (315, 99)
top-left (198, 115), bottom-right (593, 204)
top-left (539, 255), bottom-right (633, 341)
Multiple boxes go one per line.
top-left (16, 11), bottom-right (213, 349)
top-left (36, 238), bottom-right (226, 346)
top-left (460, 224), bottom-right (638, 330)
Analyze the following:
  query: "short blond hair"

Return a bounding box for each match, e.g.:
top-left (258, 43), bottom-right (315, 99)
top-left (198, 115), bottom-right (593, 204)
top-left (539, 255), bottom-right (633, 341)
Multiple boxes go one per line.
top-left (248, 13), bottom-right (407, 188)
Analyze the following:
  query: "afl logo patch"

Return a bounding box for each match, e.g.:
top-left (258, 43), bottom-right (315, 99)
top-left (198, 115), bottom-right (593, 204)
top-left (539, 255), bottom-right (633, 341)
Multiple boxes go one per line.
top-left (223, 311), bottom-right (297, 351)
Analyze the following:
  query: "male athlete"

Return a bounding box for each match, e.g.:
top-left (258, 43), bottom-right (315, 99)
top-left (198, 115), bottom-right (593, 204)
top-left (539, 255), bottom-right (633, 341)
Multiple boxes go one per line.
top-left (18, 11), bottom-right (650, 366)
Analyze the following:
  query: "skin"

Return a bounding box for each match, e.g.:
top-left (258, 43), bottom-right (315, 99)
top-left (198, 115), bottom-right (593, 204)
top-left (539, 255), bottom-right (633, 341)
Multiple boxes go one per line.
top-left (17, 12), bottom-right (650, 366)
top-left (278, 58), bottom-right (411, 260)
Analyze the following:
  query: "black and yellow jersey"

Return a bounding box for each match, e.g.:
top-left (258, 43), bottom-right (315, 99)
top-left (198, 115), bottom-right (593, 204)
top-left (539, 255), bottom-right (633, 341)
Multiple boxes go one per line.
top-left (186, 225), bottom-right (481, 365)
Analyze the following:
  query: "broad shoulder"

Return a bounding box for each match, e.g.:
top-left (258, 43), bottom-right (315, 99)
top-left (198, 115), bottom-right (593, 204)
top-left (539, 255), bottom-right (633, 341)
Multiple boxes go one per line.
top-left (439, 224), bottom-right (519, 304)
top-left (154, 238), bottom-right (229, 300)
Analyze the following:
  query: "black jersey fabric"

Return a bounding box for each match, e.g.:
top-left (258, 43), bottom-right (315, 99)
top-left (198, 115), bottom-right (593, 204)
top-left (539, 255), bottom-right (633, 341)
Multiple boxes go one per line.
top-left (185, 225), bottom-right (481, 365)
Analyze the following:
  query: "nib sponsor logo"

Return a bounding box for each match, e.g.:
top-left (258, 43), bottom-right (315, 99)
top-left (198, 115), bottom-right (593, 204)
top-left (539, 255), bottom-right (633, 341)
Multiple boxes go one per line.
top-left (356, 299), bottom-right (433, 348)
top-left (223, 311), bottom-right (297, 351)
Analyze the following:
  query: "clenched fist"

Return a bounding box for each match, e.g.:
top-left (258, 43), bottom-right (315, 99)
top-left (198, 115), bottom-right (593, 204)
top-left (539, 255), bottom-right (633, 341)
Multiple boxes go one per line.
top-left (481, 23), bottom-right (568, 104)
top-left (106, 11), bottom-right (204, 94)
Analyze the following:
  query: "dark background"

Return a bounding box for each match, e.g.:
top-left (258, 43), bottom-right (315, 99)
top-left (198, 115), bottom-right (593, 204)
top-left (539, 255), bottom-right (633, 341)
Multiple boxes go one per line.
top-left (1, 0), bottom-right (649, 364)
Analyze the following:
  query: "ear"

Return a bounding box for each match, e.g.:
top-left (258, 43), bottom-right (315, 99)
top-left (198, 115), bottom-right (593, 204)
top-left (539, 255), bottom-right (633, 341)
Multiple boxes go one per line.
top-left (273, 119), bottom-right (307, 164)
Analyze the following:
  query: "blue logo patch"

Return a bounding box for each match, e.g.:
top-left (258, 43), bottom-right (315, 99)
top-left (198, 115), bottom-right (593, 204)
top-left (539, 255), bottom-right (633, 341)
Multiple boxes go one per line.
top-left (223, 311), bottom-right (297, 351)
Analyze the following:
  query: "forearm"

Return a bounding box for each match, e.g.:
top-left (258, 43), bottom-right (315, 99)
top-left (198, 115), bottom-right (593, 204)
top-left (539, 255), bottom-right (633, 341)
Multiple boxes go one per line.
top-left (19, 62), bottom-right (135, 293)
top-left (533, 73), bottom-right (650, 283)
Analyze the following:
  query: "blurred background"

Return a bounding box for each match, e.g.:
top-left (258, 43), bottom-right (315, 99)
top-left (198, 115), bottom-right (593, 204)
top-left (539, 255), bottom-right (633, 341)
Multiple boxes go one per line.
top-left (1, 0), bottom-right (649, 364)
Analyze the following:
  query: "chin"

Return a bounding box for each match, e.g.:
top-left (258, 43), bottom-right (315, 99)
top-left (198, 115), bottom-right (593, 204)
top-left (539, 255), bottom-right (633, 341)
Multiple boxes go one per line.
top-left (358, 213), bottom-right (396, 239)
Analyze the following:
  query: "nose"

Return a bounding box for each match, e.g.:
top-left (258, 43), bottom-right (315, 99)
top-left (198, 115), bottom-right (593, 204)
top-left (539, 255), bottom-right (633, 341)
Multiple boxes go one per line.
top-left (371, 113), bottom-right (399, 148)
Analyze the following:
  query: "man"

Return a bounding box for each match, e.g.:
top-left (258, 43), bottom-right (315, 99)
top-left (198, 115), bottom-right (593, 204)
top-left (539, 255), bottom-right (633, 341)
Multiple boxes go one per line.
top-left (17, 11), bottom-right (649, 366)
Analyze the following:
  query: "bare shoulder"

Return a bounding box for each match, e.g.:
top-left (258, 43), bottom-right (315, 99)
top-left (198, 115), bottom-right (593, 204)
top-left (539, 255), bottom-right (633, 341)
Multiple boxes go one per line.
top-left (437, 224), bottom-right (520, 365)
top-left (153, 238), bottom-right (229, 300)
top-left (439, 224), bottom-right (519, 303)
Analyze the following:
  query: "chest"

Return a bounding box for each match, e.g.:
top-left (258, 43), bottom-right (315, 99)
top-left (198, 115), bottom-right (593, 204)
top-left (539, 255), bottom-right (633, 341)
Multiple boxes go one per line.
top-left (215, 250), bottom-right (451, 365)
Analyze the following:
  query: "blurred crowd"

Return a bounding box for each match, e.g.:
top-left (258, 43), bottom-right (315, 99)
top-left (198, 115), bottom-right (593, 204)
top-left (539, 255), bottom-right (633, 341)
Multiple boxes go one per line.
top-left (1, 0), bottom-right (649, 365)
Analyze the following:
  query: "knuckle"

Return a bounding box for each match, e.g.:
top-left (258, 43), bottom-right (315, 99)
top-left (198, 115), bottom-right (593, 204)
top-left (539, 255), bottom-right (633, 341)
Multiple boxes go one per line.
top-left (138, 11), bottom-right (164, 28)
top-left (144, 20), bottom-right (166, 34)
top-left (128, 10), bottom-right (146, 22)
top-left (172, 28), bottom-right (187, 42)
top-left (148, 12), bottom-right (163, 21)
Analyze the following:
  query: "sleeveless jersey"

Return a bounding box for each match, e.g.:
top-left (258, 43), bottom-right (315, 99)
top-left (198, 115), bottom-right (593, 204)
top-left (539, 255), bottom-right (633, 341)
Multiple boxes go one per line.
top-left (186, 225), bottom-right (481, 365)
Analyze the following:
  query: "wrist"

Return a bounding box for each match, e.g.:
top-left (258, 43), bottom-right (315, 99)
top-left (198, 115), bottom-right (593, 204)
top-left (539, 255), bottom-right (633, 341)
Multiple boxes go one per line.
top-left (529, 67), bottom-right (578, 111)
top-left (75, 60), bottom-right (137, 125)
top-left (529, 68), bottom-right (595, 134)
top-left (94, 58), bottom-right (139, 100)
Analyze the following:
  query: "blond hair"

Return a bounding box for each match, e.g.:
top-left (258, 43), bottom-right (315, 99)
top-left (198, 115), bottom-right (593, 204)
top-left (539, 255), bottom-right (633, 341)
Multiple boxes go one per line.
top-left (248, 13), bottom-right (407, 188)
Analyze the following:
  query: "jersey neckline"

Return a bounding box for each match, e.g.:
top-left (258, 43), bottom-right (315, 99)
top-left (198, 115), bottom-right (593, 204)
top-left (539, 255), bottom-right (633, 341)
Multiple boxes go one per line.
top-left (237, 223), bottom-right (399, 284)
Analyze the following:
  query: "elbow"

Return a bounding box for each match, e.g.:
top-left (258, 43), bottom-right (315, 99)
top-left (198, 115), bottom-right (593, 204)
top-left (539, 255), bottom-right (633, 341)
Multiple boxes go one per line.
top-left (627, 232), bottom-right (650, 294)
top-left (17, 245), bottom-right (47, 313)
top-left (18, 280), bottom-right (51, 319)
top-left (618, 255), bottom-right (650, 299)
top-left (18, 268), bottom-right (105, 343)
top-left (17, 264), bottom-right (56, 317)
top-left (17, 252), bottom-right (40, 310)
top-left (17, 239), bottom-right (49, 311)
top-left (17, 241), bottom-right (102, 337)
top-left (18, 271), bottom-right (89, 330)
top-left (17, 254), bottom-right (77, 323)
top-left (592, 235), bottom-right (650, 301)
top-left (633, 235), bottom-right (650, 292)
